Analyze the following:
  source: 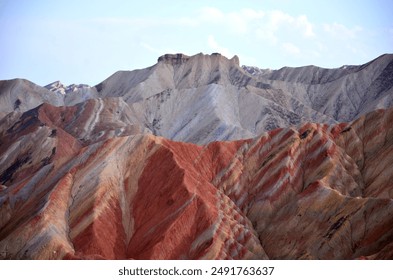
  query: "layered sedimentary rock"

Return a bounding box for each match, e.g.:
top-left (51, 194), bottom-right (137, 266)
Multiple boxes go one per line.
top-left (1, 53), bottom-right (392, 144)
top-left (1, 53), bottom-right (393, 259)
top-left (1, 99), bottom-right (393, 259)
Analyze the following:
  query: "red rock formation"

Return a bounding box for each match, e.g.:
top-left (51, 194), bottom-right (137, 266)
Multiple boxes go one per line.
top-left (1, 103), bottom-right (393, 259)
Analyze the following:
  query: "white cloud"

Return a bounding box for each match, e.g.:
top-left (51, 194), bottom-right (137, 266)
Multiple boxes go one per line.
top-left (323, 23), bottom-right (362, 39)
top-left (198, 7), bottom-right (225, 23)
top-left (140, 42), bottom-right (179, 56)
top-left (253, 10), bottom-right (315, 44)
top-left (316, 42), bottom-right (327, 52)
top-left (85, 15), bottom-right (199, 29)
top-left (281, 42), bottom-right (301, 55)
top-left (197, 7), bottom-right (314, 39)
top-left (269, 10), bottom-right (292, 27)
top-left (266, 10), bottom-right (314, 37)
top-left (255, 27), bottom-right (278, 45)
top-left (198, 7), bottom-right (265, 34)
top-left (88, 7), bottom-right (314, 45)
top-left (310, 50), bottom-right (321, 58)
top-left (227, 9), bottom-right (265, 34)
top-left (345, 44), bottom-right (367, 57)
top-left (140, 42), bottom-right (162, 54)
top-left (296, 15), bottom-right (314, 37)
top-left (207, 35), bottom-right (233, 58)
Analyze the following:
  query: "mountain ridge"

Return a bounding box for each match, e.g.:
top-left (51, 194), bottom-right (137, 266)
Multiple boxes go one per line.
top-left (0, 53), bottom-right (393, 144)
top-left (1, 53), bottom-right (392, 145)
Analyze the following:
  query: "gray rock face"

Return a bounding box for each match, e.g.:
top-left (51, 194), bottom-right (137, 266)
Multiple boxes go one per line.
top-left (243, 54), bottom-right (393, 122)
top-left (1, 53), bottom-right (392, 144)
top-left (0, 79), bottom-right (64, 114)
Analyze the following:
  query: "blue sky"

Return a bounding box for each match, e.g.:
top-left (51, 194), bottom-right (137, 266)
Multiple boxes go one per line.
top-left (1, 0), bottom-right (392, 86)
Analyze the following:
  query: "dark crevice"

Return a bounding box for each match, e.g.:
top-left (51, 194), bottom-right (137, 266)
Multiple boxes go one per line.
top-left (0, 154), bottom-right (32, 184)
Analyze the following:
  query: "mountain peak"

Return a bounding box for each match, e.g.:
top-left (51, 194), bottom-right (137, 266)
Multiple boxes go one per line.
top-left (157, 53), bottom-right (191, 64)
top-left (157, 52), bottom-right (240, 67)
top-left (44, 81), bottom-right (91, 95)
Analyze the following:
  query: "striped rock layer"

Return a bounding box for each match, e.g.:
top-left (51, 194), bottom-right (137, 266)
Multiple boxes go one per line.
top-left (1, 101), bottom-right (393, 259)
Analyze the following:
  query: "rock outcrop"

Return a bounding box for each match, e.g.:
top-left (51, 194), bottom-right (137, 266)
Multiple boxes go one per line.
top-left (157, 53), bottom-right (192, 65)
top-left (1, 100), bottom-right (393, 259)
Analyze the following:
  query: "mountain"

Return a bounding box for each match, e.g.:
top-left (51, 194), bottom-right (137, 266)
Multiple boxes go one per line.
top-left (1, 53), bottom-right (392, 144)
top-left (1, 53), bottom-right (393, 259)
top-left (1, 102), bottom-right (393, 259)
top-left (242, 53), bottom-right (393, 122)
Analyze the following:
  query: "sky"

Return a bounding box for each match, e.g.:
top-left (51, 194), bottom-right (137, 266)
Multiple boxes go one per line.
top-left (0, 0), bottom-right (392, 86)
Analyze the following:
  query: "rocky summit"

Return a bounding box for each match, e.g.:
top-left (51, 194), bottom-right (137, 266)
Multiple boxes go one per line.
top-left (0, 53), bottom-right (393, 259)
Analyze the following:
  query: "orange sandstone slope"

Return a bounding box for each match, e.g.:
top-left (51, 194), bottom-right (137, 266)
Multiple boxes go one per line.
top-left (1, 104), bottom-right (393, 259)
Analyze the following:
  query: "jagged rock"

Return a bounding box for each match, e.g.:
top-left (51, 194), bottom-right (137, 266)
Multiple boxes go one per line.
top-left (157, 53), bottom-right (191, 64)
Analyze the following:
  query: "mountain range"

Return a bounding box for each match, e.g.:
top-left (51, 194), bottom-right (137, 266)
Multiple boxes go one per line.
top-left (2, 53), bottom-right (393, 144)
top-left (0, 53), bottom-right (393, 259)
